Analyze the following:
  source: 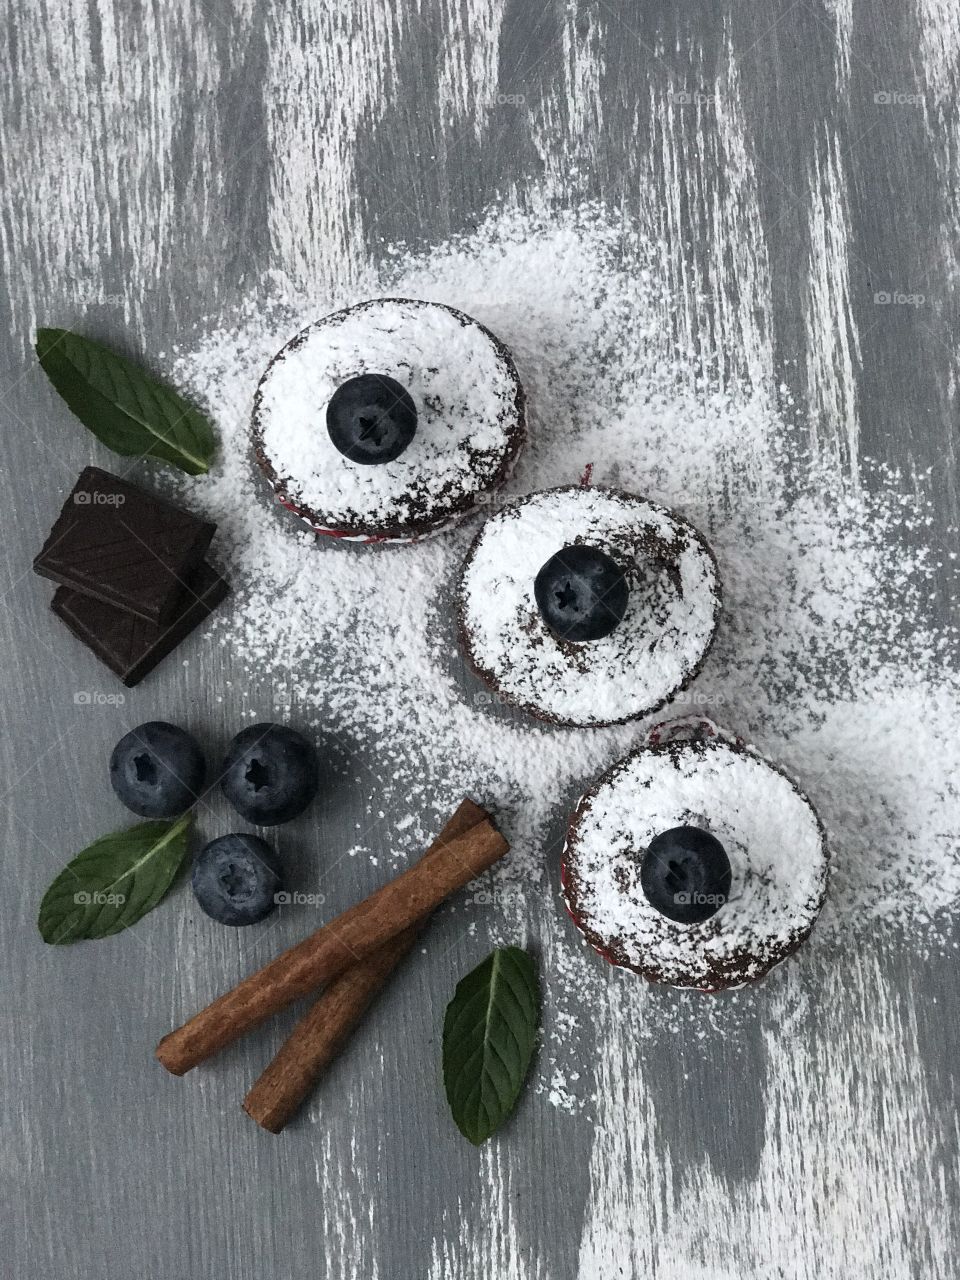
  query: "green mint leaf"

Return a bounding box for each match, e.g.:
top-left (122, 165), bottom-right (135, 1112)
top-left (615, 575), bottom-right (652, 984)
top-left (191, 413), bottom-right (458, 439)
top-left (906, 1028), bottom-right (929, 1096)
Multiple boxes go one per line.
top-left (35, 328), bottom-right (216, 476)
top-left (38, 814), bottom-right (193, 944)
top-left (442, 946), bottom-right (539, 1145)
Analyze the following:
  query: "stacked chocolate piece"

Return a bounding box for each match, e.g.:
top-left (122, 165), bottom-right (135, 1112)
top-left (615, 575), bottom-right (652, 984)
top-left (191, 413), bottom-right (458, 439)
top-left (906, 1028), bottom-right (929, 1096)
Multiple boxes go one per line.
top-left (34, 467), bottom-right (228, 686)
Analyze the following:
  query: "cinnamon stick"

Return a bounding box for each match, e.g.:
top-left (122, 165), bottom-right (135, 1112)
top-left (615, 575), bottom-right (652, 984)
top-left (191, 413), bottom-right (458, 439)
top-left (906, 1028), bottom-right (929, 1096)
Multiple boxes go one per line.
top-left (156, 798), bottom-right (505, 1076)
top-left (242, 797), bottom-right (484, 1133)
top-left (241, 927), bottom-right (420, 1132)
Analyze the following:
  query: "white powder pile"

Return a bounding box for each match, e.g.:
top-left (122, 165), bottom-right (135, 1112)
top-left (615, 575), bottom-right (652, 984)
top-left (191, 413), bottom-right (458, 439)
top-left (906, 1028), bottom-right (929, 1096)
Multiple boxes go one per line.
top-left (459, 485), bottom-right (720, 725)
top-left (169, 200), bottom-right (960, 1054)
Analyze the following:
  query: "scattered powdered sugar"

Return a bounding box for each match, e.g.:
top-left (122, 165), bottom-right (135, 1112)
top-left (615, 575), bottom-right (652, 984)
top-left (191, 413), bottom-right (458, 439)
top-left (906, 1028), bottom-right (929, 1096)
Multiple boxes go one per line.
top-left (169, 200), bottom-right (960, 1081)
top-left (458, 485), bottom-right (720, 725)
top-left (253, 296), bottom-right (523, 536)
top-left (563, 730), bottom-right (828, 989)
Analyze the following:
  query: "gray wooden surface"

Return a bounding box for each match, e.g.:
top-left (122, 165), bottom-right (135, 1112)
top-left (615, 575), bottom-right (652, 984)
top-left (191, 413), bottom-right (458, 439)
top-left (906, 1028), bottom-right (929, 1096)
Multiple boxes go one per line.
top-left (2, 2), bottom-right (959, 1277)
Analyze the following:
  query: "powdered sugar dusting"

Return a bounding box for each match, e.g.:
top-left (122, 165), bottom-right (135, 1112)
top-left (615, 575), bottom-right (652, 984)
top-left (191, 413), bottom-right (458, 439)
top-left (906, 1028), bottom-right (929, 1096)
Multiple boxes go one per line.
top-left (254, 297), bottom-right (523, 535)
top-left (459, 486), bottom-right (720, 725)
top-left (170, 197), bottom-right (960, 1067)
top-left (563, 732), bottom-right (828, 989)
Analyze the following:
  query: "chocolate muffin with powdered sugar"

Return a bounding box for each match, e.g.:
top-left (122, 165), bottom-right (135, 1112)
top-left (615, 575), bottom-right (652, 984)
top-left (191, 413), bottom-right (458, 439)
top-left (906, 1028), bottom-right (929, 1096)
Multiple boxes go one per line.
top-left (252, 297), bottom-right (526, 543)
top-left (561, 718), bottom-right (829, 991)
top-left (456, 485), bottom-right (721, 726)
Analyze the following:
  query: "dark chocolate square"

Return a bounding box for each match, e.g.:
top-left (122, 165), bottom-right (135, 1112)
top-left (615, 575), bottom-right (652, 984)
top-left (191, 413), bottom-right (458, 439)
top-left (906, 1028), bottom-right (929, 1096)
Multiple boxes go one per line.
top-left (34, 467), bottom-right (216, 625)
top-left (52, 560), bottom-right (229, 686)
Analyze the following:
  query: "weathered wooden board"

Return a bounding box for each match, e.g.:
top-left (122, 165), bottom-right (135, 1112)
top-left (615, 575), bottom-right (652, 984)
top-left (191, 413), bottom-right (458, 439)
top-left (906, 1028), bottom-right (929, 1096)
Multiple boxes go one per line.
top-left (1, 2), bottom-right (958, 1276)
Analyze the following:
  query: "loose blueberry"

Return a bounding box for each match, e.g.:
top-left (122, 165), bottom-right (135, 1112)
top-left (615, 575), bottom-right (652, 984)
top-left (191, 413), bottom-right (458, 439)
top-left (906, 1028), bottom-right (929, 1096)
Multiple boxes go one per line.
top-left (192, 834), bottom-right (283, 926)
top-left (534, 544), bottom-right (629, 642)
top-left (326, 373), bottom-right (418, 465)
top-left (640, 825), bottom-right (732, 925)
top-left (109, 721), bottom-right (205, 818)
top-left (219, 723), bottom-right (319, 825)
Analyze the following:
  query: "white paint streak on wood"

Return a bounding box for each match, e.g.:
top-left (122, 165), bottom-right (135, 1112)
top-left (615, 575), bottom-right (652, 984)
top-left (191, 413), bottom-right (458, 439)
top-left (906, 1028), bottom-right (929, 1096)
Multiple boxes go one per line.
top-left (703, 37), bottom-right (773, 393)
top-left (576, 954), bottom-right (954, 1278)
top-left (823, 0), bottom-right (853, 94)
top-left (0, 0), bottom-right (222, 342)
top-left (313, 1124), bottom-right (381, 1280)
top-left (436, 0), bottom-right (506, 133)
top-left (633, 43), bottom-right (772, 395)
top-left (916, 0), bottom-right (960, 306)
top-left (428, 1145), bottom-right (548, 1279)
top-left (559, 2), bottom-right (604, 148)
top-left (263, 1), bottom-right (407, 296)
top-left (803, 129), bottom-right (862, 477)
top-left (917, 0), bottom-right (960, 109)
top-left (914, 0), bottom-right (960, 521)
top-left (531, 19), bottom-right (772, 393)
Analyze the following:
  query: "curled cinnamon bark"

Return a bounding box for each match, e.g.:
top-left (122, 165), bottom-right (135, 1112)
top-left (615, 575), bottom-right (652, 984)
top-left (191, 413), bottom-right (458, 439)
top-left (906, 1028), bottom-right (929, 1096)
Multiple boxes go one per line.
top-left (241, 927), bottom-right (418, 1132)
top-left (240, 793), bottom-right (488, 1136)
top-left (242, 798), bottom-right (486, 1132)
top-left (156, 798), bottom-right (505, 1076)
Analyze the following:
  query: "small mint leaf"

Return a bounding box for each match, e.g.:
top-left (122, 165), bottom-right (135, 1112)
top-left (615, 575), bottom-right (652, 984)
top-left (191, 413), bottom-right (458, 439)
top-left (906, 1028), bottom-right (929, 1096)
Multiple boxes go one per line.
top-left (38, 814), bottom-right (193, 944)
top-left (35, 328), bottom-right (216, 476)
top-left (442, 946), bottom-right (539, 1145)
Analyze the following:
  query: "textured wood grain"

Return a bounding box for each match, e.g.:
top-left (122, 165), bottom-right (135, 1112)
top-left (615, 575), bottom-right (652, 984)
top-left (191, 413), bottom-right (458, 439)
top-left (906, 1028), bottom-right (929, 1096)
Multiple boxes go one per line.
top-left (1, 1), bottom-right (959, 1277)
